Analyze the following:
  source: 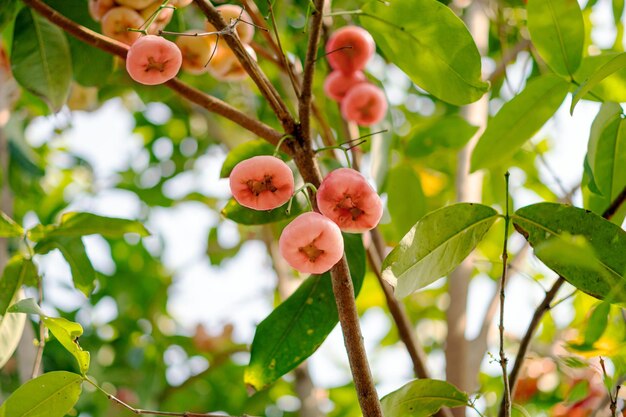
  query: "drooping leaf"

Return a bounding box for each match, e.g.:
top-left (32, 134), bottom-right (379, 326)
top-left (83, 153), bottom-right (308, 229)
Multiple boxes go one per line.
top-left (513, 203), bottom-right (626, 304)
top-left (360, 0), bottom-right (488, 106)
top-left (35, 237), bottom-right (96, 296)
top-left (383, 203), bottom-right (499, 298)
top-left (221, 198), bottom-right (303, 225)
top-left (527, 0), bottom-right (585, 77)
top-left (471, 74), bottom-right (570, 171)
top-left (573, 53), bottom-right (626, 103)
top-left (380, 379), bottom-right (469, 417)
top-left (0, 210), bottom-right (23, 238)
top-left (220, 139), bottom-right (289, 178)
top-left (28, 212), bottom-right (150, 241)
top-left (584, 301), bottom-right (611, 346)
top-left (44, 317), bottom-right (90, 375)
top-left (405, 116), bottom-right (479, 159)
top-left (11, 8), bottom-right (72, 112)
top-left (0, 290), bottom-right (26, 369)
top-left (8, 297), bottom-right (47, 316)
top-left (387, 163), bottom-right (427, 238)
top-left (571, 53), bottom-right (626, 112)
top-left (0, 371), bottom-right (83, 417)
top-left (245, 234), bottom-right (365, 391)
top-left (0, 255), bottom-right (37, 315)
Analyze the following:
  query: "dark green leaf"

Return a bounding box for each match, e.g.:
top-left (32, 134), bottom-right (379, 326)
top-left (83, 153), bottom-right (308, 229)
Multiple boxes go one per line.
top-left (360, 0), bottom-right (488, 106)
top-left (0, 371), bottom-right (83, 417)
top-left (381, 379), bottom-right (469, 417)
top-left (31, 212), bottom-right (150, 241)
top-left (0, 0), bottom-right (18, 34)
top-left (11, 8), bottom-right (72, 112)
top-left (220, 139), bottom-right (288, 178)
top-left (527, 0), bottom-right (584, 77)
top-left (387, 163), bottom-right (427, 238)
top-left (245, 234), bottom-right (365, 391)
top-left (405, 116), bottom-right (479, 158)
top-left (471, 74), bottom-right (569, 171)
top-left (584, 301), bottom-right (611, 346)
top-left (221, 198), bottom-right (303, 225)
top-left (383, 203), bottom-right (499, 298)
top-left (513, 203), bottom-right (626, 304)
top-left (571, 53), bottom-right (626, 113)
top-left (0, 210), bottom-right (23, 238)
top-left (0, 255), bottom-right (37, 315)
top-left (0, 290), bottom-right (26, 369)
top-left (35, 237), bottom-right (96, 296)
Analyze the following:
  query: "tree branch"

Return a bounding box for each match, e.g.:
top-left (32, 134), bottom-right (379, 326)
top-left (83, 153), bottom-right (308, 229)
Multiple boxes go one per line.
top-left (22, 0), bottom-right (284, 147)
top-left (498, 172), bottom-right (511, 417)
top-left (192, 0), bottom-right (295, 133)
top-left (487, 39), bottom-right (531, 84)
top-left (298, 0), bottom-right (325, 143)
top-left (603, 184), bottom-right (626, 219)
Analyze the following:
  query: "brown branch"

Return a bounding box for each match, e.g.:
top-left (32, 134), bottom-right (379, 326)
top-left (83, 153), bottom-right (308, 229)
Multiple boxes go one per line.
top-left (192, 0), bottom-right (295, 133)
top-left (603, 184), bottom-right (626, 219)
top-left (498, 173), bottom-right (511, 417)
top-left (487, 39), bottom-right (531, 84)
top-left (298, 0), bottom-right (325, 143)
top-left (22, 0), bottom-right (284, 147)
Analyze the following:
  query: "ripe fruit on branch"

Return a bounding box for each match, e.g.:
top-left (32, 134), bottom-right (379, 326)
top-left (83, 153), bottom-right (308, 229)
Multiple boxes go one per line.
top-left (89, 0), bottom-right (115, 22)
top-left (176, 32), bottom-right (217, 74)
top-left (126, 35), bottom-right (182, 85)
top-left (326, 25), bottom-right (375, 74)
top-left (341, 83), bottom-right (387, 126)
top-left (229, 155), bottom-right (294, 210)
top-left (140, 1), bottom-right (174, 34)
top-left (323, 70), bottom-right (366, 102)
top-left (207, 42), bottom-right (257, 81)
top-left (116, 0), bottom-right (154, 9)
top-left (316, 168), bottom-right (383, 233)
top-left (101, 7), bottom-right (144, 45)
top-left (279, 212), bottom-right (344, 274)
top-left (205, 4), bottom-right (255, 44)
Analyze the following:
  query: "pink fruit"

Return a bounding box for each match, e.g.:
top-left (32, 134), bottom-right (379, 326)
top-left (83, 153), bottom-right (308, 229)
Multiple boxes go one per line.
top-left (116, 0), bottom-right (154, 9)
top-left (205, 4), bottom-right (254, 44)
top-left (279, 212), bottom-right (344, 274)
top-left (316, 168), bottom-right (383, 233)
top-left (207, 42), bottom-right (256, 82)
top-left (170, 0), bottom-right (193, 6)
top-left (229, 155), bottom-right (294, 210)
top-left (101, 7), bottom-right (144, 45)
top-left (326, 26), bottom-right (375, 74)
top-left (125, 35), bottom-right (182, 85)
top-left (140, 1), bottom-right (174, 34)
top-left (176, 32), bottom-right (216, 74)
top-left (323, 70), bottom-right (366, 102)
top-left (89, 0), bottom-right (115, 22)
top-left (340, 83), bottom-right (387, 126)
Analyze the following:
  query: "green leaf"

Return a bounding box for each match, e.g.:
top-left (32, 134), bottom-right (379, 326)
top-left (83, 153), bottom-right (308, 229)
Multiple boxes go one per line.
top-left (527, 0), bottom-right (584, 77)
top-left (35, 237), bottom-right (96, 296)
top-left (0, 371), bottom-right (83, 417)
top-left (8, 298), bottom-right (47, 316)
top-left (573, 53), bottom-right (626, 103)
top-left (0, 210), bottom-right (23, 238)
top-left (571, 53), bottom-right (626, 113)
top-left (220, 139), bottom-right (288, 178)
top-left (470, 74), bottom-right (569, 172)
top-left (387, 163), bottom-right (427, 238)
top-left (405, 116), bottom-right (479, 159)
top-left (44, 317), bottom-right (90, 375)
top-left (360, 0), bottom-right (488, 106)
top-left (380, 379), bottom-right (469, 417)
top-left (584, 301), bottom-right (611, 346)
top-left (220, 198), bottom-right (303, 225)
top-left (0, 255), bottom-right (37, 315)
top-left (383, 203), bottom-right (499, 298)
top-left (0, 0), bottom-right (18, 34)
top-left (11, 8), bottom-right (72, 112)
top-left (30, 212), bottom-right (150, 241)
top-left (245, 234), bottom-right (365, 391)
top-left (513, 203), bottom-right (626, 304)
top-left (0, 290), bottom-right (26, 369)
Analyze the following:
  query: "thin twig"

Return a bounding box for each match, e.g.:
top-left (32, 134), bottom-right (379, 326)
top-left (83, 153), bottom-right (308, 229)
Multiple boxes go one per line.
top-left (298, 0), bottom-right (325, 144)
top-left (31, 280), bottom-right (45, 379)
top-left (499, 172), bottom-right (512, 417)
top-left (21, 0), bottom-right (284, 147)
top-left (487, 39), bottom-right (531, 84)
top-left (603, 184), bottom-right (626, 219)
top-left (265, 0), bottom-right (301, 98)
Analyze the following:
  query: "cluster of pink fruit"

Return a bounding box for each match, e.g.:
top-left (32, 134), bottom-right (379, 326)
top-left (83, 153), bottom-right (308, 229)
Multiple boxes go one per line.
top-left (229, 155), bottom-right (383, 274)
top-left (323, 26), bottom-right (387, 126)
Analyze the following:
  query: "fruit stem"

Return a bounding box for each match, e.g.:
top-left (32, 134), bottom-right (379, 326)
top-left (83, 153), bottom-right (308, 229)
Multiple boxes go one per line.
top-left (139, 0), bottom-right (171, 33)
top-left (286, 183), bottom-right (318, 214)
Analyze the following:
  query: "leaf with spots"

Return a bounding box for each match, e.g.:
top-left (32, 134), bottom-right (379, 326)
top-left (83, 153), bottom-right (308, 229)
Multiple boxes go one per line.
top-left (0, 371), bottom-right (83, 417)
top-left (245, 234), bottom-right (365, 391)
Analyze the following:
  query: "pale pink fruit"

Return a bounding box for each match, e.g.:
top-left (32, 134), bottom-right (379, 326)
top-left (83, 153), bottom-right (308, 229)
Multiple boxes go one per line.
top-left (170, 0), bottom-right (193, 6)
top-left (207, 43), bottom-right (256, 82)
top-left (323, 70), bottom-right (366, 102)
top-left (116, 0), bottom-right (154, 9)
top-left (176, 32), bottom-right (217, 74)
top-left (316, 168), bottom-right (383, 233)
top-left (89, 0), bottom-right (115, 22)
top-left (229, 155), bottom-right (294, 210)
top-left (341, 83), bottom-right (387, 126)
top-left (126, 35), bottom-right (182, 85)
top-left (140, 1), bottom-right (174, 34)
top-left (101, 7), bottom-right (144, 45)
top-left (205, 4), bottom-right (254, 44)
top-left (279, 212), bottom-right (344, 274)
top-left (326, 26), bottom-right (375, 74)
